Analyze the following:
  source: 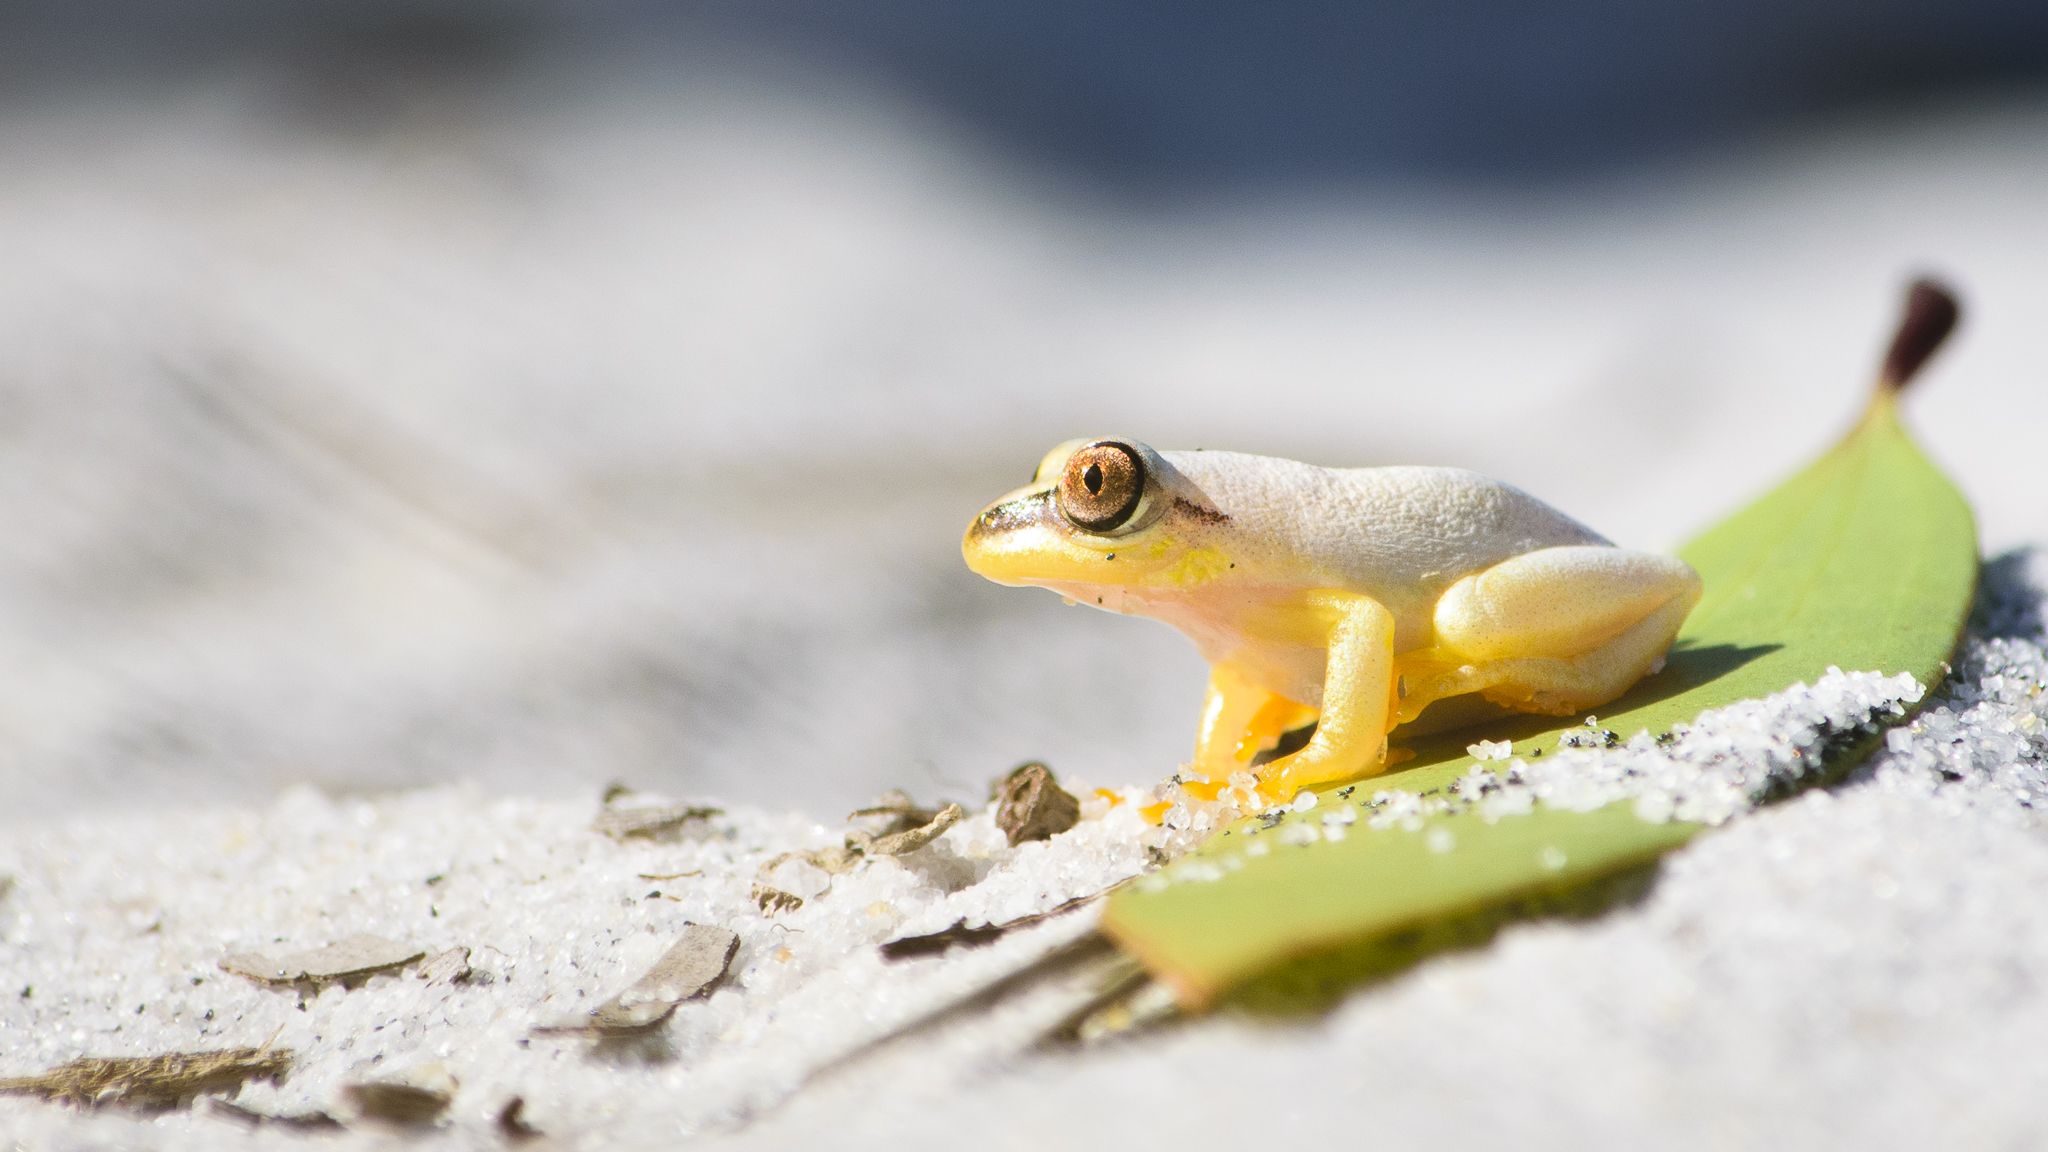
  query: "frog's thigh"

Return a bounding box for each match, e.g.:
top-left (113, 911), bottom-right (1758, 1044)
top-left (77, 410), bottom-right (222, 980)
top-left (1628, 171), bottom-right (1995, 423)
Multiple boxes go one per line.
top-left (1427, 547), bottom-right (1702, 716)
top-left (1434, 547), bottom-right (1700, 662)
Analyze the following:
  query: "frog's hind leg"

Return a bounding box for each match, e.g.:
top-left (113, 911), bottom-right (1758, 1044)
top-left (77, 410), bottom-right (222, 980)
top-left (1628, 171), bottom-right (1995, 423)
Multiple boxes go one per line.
top-left (1398, 547), bottom-right (1702, 720)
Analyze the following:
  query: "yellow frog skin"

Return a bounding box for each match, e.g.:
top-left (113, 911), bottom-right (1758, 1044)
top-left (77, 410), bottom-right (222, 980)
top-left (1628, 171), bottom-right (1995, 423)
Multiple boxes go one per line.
top-left (962, 438), bottom-right (1703, 800)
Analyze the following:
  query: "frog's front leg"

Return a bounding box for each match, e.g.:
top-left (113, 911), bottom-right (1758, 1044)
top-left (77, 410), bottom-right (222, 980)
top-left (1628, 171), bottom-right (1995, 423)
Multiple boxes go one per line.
top-left (1191, 663), bottom-right (1270, 782)
top-left (1253, 590), bottom-right (1397, 800)
top-left (1192, 663), bottom-right (1320, 784)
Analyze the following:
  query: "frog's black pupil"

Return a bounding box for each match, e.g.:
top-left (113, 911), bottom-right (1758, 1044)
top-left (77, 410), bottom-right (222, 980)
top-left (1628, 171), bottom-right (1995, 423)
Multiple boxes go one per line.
top-left (1085, 463), bottom-right (1103, 495)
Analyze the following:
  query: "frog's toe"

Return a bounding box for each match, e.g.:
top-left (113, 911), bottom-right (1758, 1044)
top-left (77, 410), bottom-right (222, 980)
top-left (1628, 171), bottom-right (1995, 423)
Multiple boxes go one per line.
top-left (1252, 741), bottom-right (1396, 800)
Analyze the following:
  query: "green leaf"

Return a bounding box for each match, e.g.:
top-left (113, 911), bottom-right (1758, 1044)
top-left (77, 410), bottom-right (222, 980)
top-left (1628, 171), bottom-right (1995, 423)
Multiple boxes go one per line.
top-left (1101, 389), bottom-right (1978, 1009)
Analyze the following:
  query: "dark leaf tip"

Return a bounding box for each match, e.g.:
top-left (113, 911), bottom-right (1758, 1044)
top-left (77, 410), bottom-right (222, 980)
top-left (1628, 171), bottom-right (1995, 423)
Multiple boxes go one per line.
top-left (1880, 278), bottom-right (1960, 394)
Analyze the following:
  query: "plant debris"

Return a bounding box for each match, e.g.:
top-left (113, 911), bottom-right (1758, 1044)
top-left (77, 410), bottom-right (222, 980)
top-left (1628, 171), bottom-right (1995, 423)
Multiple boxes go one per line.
top-left (344, 1066), bottom-right (456, 1126)
top-left (539, 924), bottom-right (741, 1034)
top-left (219, 934), bottom-right (424, 986)
top-left (416, 946), bottom-right (473, 985)
top-left (498, 1096), bottom-right (544, 1141)
top-left (879, 893), bottom-right (1105, 961)
top-left (591, 803), bottom-right (723, 840)
top-left (208, 1100), bottom-right (345, 1131)
top-left (848, 803), bottom-right (964, 857)
top-left (752, 884), bottom-right (804, 915)
top-left (0, 1047), bottom-right (292, 1109)
top-left (879, 920), bottom-right (1005, 960)
top-left (994, 762), bottom-right (1081, 846)
top-left (847, 790), bottom-right (941, 835)
top-left (758, 846), bottom-right (862, 878)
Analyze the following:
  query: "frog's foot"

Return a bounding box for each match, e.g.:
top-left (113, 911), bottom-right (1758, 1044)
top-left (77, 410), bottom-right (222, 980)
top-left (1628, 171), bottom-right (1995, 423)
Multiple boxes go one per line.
top-left (1252, 736), bottom-right (1416, 800)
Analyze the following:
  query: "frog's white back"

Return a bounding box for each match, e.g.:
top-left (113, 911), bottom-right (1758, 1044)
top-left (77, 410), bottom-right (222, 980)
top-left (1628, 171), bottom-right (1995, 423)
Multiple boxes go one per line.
top-left (1161, 450), bottom-right (1610, 620)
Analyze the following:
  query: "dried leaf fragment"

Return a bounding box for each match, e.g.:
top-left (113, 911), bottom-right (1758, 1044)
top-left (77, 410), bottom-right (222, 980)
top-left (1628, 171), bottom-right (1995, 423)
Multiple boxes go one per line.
top-left (344, 1063), bottom-right (456, 1126)
top-left (995, 762), bottom-right (1081, 845)
top-left (0, 1047), bottom-right (292, 1109)
top-left (208, 1100), bottom-right (345, 1130)
top-left (847, 789), bottom-right (940, 835)
top-left (345, 1080), bottom-right (453, 1126)
top-left (757, 845), bottom-right (863, 877)
top-left (591, 804), bottom-right (723, 840)
top-left (598, 926), bottom-right (740, 1027)
top-left (416, 946), bottom-right (473, 985)
top-left (539, 924), bottom-right (740, 1034)
top-left (752, 884), bottom-right (803, 915)
top-left (220, 934), bottom-right (424, 986)
top-left (848, 803), bottom-right (963, 857)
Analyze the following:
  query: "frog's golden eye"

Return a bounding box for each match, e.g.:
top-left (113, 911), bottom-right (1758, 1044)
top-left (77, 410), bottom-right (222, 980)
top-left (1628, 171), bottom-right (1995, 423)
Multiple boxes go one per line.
top-left (1056, 440), bottom-right (1146, 532)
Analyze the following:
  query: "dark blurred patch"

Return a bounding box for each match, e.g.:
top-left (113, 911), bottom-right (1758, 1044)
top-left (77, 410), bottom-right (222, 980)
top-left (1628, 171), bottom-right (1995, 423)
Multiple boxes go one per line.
top-left (1, 0), bottom-right (2046, 187)
top-left (686, 0), bottom-right (2048, 188)
top-left (0, 0), bottom-right (540, 130)
top-left (276, 5), bottom-right (537, 132)
top-left (1971, 549), bottom-right (2044, 641)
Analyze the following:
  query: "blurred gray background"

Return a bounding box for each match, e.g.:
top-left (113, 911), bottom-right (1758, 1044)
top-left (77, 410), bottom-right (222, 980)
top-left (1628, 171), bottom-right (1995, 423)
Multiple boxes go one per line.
top-left (2, 0), bottom-right (2046, 822)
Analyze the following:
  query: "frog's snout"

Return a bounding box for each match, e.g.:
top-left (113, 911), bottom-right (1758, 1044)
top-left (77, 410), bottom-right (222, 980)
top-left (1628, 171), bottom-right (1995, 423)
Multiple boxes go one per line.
top-left (962, 489), bottom-right (1059, 582)
top-left (963, 501), bottom-right (1015, 569)
top-left (967, 494), bottom-right (1042, 542)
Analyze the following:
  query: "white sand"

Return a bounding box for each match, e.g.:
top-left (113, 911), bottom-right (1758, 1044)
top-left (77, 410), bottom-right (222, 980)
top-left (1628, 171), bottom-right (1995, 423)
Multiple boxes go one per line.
top-left (4, 59), bottom-right (2048, 1148)
top-left (6, 605), bottom-right (2045, 1149)
top-left (0, 783), bottom-right (1156, 1146)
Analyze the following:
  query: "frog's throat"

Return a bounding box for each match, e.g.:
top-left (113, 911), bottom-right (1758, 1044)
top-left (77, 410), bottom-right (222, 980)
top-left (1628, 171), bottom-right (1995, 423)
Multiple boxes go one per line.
top-left (1033, 580), bottom-right (1133, 615)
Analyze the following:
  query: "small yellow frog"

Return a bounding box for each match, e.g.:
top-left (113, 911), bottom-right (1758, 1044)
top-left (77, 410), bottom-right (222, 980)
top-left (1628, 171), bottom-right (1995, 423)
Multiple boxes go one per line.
top-left (963, 438), bottom-right (1702, 800)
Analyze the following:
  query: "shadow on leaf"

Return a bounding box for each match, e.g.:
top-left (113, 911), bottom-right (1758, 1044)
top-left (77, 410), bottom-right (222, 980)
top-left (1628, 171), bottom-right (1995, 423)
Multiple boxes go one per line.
top-left (1385, 640), bottom-right (1780, 778)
